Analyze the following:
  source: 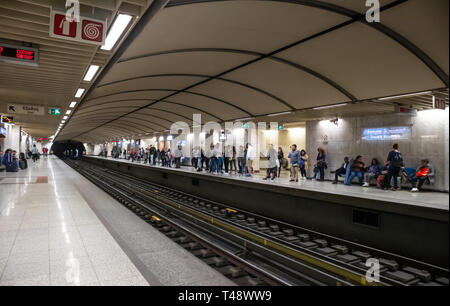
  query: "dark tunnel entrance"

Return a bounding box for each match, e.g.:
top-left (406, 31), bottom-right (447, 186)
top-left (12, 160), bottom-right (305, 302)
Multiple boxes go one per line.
top-left (51, 140), bottom-right (86, 159)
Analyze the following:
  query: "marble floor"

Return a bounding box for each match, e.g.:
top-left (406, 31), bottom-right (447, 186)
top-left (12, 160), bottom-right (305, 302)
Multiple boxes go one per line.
top-left (89, 156), bottom-right (449, 211)
top-left (0, 156), bottom-right (233, 286)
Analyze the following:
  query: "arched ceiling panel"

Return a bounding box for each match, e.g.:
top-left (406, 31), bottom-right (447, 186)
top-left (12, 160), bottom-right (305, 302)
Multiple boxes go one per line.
top-left (77, 102), bottom-right (150, 115)
top-left (381, 0), bottom-right (449, 75)
top-left (99, 52), bottom-right (257, 85)
top-left (120, 1), bottom-right (350, 58)
top-left (278, 22), bottom-right (444, 100)
top-left (150, 101), bottom-right (219, 123)
top-left (167, 93), bottom-right (248, 120)
top-left (191, 79), bottom-right (293, 115)
top-left (83, 90), bottom-right (174, 106)
top-left (135, 107), bottom-right (195, 123)
top-left (223, 58), bottom-right (351, 109)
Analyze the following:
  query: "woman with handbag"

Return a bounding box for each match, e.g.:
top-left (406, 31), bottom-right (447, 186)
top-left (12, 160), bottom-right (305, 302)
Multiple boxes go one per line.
top-left (299, 150), bottom-right (309, 180)
top-left (312, 147), bottom-right (327, 181)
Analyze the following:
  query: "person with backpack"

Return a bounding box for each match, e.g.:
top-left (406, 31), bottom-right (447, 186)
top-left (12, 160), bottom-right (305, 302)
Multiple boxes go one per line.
top-left (385, 143), bottom-right (404, 191)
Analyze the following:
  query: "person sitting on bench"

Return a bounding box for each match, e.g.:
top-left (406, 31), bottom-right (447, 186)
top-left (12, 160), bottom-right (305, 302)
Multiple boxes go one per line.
top-left (332, 157), bottom-right (349, 184)
top-left (411, 159), bottom-right (433, 192)
top-left (345, 155), bottom-right (365, 186)
top-left (362, 158), bottom-right (382, 187)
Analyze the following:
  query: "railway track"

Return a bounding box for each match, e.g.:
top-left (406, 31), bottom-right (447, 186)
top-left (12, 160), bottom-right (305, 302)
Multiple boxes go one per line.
top-left (65, 158), bottom-right (449, 286)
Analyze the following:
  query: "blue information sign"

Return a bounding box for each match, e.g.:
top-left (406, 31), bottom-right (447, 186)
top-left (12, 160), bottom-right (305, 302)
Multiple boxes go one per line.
top-left (362, 127), bottom-right (411, 141)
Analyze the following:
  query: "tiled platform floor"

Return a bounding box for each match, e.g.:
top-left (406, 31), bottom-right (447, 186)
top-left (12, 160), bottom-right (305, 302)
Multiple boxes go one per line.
top-left (0, 156), bottom-right (233, 286)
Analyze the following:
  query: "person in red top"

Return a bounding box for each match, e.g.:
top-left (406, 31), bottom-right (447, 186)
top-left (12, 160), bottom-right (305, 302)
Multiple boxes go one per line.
top-left (411, 159), bottom-right (431, 192)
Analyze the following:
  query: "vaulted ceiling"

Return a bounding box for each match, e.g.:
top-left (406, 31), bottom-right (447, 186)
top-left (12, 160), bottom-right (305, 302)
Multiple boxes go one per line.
top-left (1, 0), bottom-right (448, 143)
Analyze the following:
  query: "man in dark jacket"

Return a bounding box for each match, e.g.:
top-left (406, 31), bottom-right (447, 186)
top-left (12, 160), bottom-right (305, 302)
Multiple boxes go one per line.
top-left (332, 157), bottom-right (349, 184)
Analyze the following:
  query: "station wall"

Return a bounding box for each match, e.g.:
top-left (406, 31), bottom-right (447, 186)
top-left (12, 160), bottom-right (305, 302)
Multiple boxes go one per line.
top-left (306, 108), bottom-right (449, 192)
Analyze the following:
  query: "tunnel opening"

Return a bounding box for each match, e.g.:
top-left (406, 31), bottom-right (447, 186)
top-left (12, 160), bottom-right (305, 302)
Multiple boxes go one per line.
top-left (51, 140), bottom-right (86, 159)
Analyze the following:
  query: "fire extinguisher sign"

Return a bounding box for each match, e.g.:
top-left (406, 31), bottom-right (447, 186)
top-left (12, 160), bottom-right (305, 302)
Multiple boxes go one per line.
top-left (49, 10), bottom-right (106, 46)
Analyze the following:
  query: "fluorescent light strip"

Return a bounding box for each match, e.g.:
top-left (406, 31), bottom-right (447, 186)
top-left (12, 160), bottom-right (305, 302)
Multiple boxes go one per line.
top-left (63, 116), bottom-right (68, 120)
top-left (83, 65), bottom-right (100, 82)
top-left (313, 103), bottom-right (348, 110)
top-left (75, 88), bottom-right (85, 98)
top-left (69, 102), bottom-right (77, 108)
top-left (235, 117), bottom-right (255, 121)
top-left (101, 14), bottom-right (133, 51)
top-left (66, 110), bottom-right (71, 115)
top-left (267, 111), bottom-right (293, 117)
top-left (377, 91), bottom-right (432, 101)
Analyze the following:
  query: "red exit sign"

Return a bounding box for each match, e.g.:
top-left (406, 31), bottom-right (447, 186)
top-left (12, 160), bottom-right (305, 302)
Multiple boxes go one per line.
top-left (0, 43), bottom-right (39, 66)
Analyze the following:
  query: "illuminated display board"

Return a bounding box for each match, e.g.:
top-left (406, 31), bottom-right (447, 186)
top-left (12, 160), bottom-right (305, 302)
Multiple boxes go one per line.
top-left (0, 43), bottom-right (39, 66)
top-left (362, 127), bottom-right (411, 141)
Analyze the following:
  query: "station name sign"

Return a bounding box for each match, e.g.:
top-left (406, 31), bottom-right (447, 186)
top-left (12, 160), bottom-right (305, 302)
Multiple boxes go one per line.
top-left (7, 103), bottom-right (45, 116)
top-left (0, 43), bottom-right (39, 67)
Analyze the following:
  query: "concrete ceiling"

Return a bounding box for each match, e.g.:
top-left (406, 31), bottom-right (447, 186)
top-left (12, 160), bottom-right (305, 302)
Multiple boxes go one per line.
top-left (2, 0), bottom-right (448, 143)
top-left (0, 0), bottom-right (152, 137)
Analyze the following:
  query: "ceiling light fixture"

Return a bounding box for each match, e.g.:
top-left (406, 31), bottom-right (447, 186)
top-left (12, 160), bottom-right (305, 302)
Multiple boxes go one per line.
top-left (63, 116), bottom-right (68, 120)
top-left (69, 101), bottom-right (77, 108)
top-left (66, 110), bottom-right (71, 115)
top-left (267, 111), bottom-right (293, 117)
top-left (101, 14), bottom-right (133, 51)
top-left (83, 65), bottom-right (100, 82)
top-left (313, 103), bottom-right (348, 110)
top-left (377, 91), bottom-right (432, 101)
top-left (75, 88), bottom-right (85, 98)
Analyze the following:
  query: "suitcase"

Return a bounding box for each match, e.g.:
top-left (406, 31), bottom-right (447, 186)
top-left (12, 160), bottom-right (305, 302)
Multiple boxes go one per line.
top-left (19, 159), bottom-right (27, 170)
top-left (6, 162), bottom-right (18, 172)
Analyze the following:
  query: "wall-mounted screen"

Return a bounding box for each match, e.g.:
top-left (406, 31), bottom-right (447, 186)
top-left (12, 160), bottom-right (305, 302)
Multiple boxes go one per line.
top-left (362, 127), bottom-right (411, 141)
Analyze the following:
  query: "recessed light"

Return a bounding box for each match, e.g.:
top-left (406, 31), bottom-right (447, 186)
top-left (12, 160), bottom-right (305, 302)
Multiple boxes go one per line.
top-left (75, 88), bottom-right (85, 98)
top-left (313, 103), bottom-right (348, 110)
top-left (69, 101), bottom-right (77, 108)
top-left (83, 65), bottom-right (100, 82)
top-left (101, 14), bottom-right (133, 51)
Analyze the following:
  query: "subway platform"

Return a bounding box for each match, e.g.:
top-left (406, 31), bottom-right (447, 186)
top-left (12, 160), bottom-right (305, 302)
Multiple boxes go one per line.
top-left (0, 156), bottom-right (234, 286)
top-left (88, 156), bottom-right (449, 212)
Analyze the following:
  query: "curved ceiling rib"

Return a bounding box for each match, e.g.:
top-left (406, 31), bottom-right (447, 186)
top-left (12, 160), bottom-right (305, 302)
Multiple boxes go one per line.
top-left (77, 99), bottom-right (225, 122)
top-left (96, 73), bottom-right (319, 109)
top-left (68, 114), bottom-right (168, 131)
top-left (86, 89), bottom-right (253, 117)
top-left (115, 50), bottom-right (357, 101)
top-left (165, 0), bottom-right (448, 86)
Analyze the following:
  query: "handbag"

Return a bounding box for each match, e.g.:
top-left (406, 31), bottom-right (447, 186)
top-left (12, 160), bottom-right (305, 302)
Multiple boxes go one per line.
top-left (276, 159), bottom-right (280, 168)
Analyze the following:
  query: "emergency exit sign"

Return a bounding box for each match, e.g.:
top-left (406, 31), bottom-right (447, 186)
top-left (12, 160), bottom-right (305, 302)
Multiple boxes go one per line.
top-left (48, 108), bottom-right (61, 115)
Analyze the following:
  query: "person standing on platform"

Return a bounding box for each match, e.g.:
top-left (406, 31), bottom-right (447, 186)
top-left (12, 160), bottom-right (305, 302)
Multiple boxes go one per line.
top-left (288, 144), bottom-right (300, 182)
top-left (277, 147), bottom-right (284, 177)
top-left (174, 145), bottom-right (183, 168)
top-left (237, 145), bottom-right (245, 175)
top-left (245, 143), bottom-right (255, 177)
top-left (263, 144), bottom-right (278, 181)
top-left (312, 148), bottom-right (327, 181)
top-left (31, 145), bottom-right (39, 162)
top-left (299, 149), bottom-right (309, 180)
top-left (385, 143), bottom-right (404, 191)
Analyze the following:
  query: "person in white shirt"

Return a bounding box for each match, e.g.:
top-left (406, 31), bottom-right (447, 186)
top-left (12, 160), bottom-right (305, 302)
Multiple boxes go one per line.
top-left (246, 143), bottom-right (255, 177)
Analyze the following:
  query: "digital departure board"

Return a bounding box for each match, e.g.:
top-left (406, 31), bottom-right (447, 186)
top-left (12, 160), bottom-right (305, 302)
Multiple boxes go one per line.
top-left (0, 43), bottom-right (39, 66)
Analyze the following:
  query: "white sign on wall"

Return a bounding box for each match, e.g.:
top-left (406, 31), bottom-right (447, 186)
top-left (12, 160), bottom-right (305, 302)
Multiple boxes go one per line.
top-left (7, 103), bottom-right (45, 115)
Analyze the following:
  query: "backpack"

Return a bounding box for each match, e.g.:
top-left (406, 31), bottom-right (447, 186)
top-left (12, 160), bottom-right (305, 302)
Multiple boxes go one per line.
top-left (391, 151), bottom-right (404, 167)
